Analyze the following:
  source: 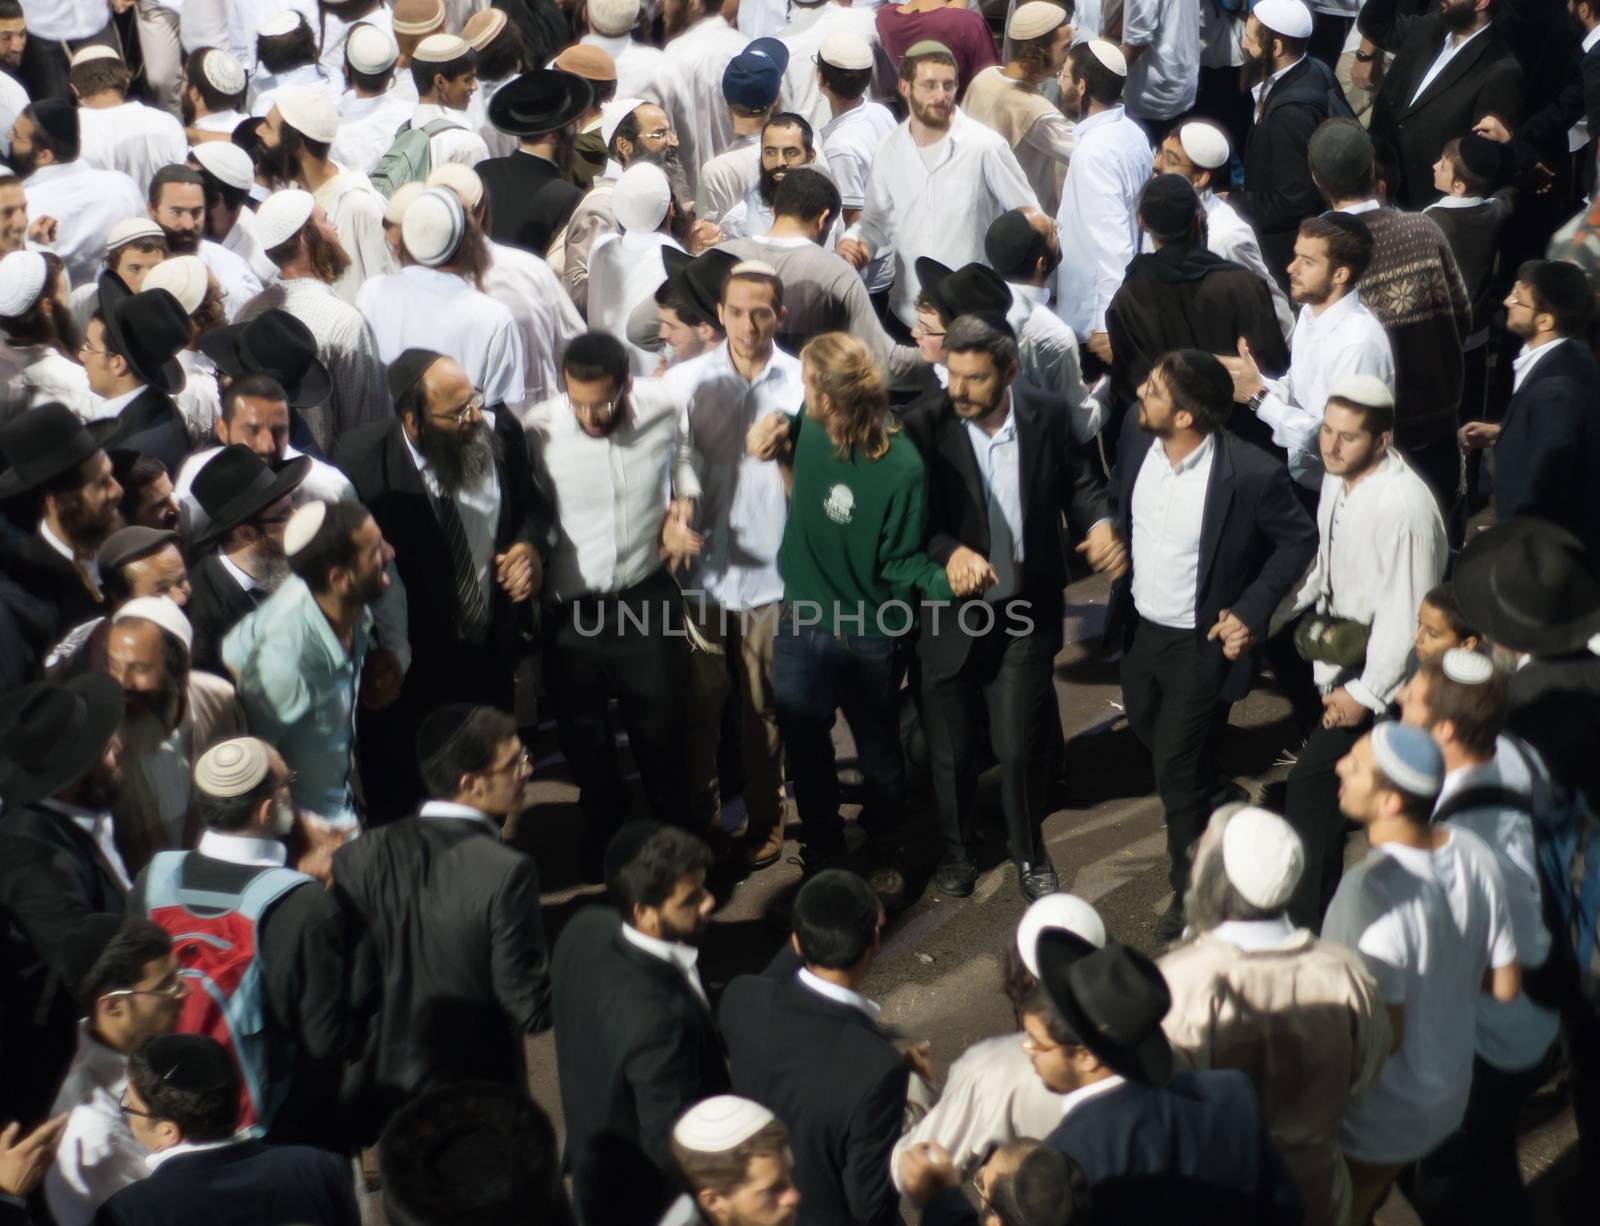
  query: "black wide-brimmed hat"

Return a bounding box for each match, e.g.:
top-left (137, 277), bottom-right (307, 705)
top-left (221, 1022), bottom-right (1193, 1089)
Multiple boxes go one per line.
top-left (0, 674), bottom-right (125, 806)
top-left (1454, 518), bottom-right (1600, 655)
top-left (1036, 936), bottom-right (1174, 1087)
top-left (914, 257), bottom-right (1013, 325)
top-left (188, 443), bottom-right (311, 549)
top-left (0, 402), bottom-right (127, 499)
top-left (488, 69), bottom-right (594, 137)
top-left (198, 309), bottom-right (332, 409)
top-left (661, 246), bottom-right (740, 323)
top-left (98, 274), bottom-right (189, 395)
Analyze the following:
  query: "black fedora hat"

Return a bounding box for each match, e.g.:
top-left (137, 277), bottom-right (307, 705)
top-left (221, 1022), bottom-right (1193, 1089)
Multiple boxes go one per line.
top-left (0, 674), bottom-right (125, 806)
top-left (189, 443), bottom-right (312, 549)
top-left (661, 246), bottom-right (740, 323)
top-left (0, 402), bottom-right (127, 499)
top-left (922, 259), bottom-right (1013, 324)
top-left (1036, 936), bottom-right (1174, 1087)
top-left (1454, 518), bottom-right (1600, 655)
top-left (488, 68), bottom-right (594, 138)
top-left (98, 275), bottom-right (189, 395)
top-left (198, 309), bottom-right (332, 409)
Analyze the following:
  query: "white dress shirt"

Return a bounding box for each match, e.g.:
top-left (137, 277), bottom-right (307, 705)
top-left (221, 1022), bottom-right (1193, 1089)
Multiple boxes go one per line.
top-left (621, 922), bottom-right (707, 1004)
top-left (312, 166), bottom-right (396, 304)
top-left (317, 5), bottom-right (393, 80)
top-left (417, 798), bottom-right (498, 833)
top-left (964, 400), bottom-right (1024, 566)
top-left (23, 161), bottom-right (147, 288)
top-left (175, 349), bottom-right (223, 439)
top-left (1129, 433), bottom-right (1215, 629)
top-left (1511, 337), bottom-right (1567, 392)
top-left (1201, 192), bottom-right (1294, 339)
top-left (1053, 105), bottom-right (1151, 337)
top-left (797, 967), bottom-right (882, 1020)
top-left (667, 340), bottom-right (802, 612)
top-left (42, 800), bottom-right (131, 889)
top-left (250, 62), bottom-right (340, 118)
top-left (357, 265), bottom-right (527, 408)
top-left (666, 15), bottom-right (746, 163)
top-left (199, 239), bottom-right (264, 323)
top-left (587, 229), bottom-right (681, 377)
top-left (191, 109), bottom-right (248, 137)
top-left (469, 76), bottom-right (519, 161)
top-left (738, 0), bottom-right (788, 38)
top-left (1005, 284), bottom-right (1106, 443)
top-left (197, 828), bottom-right (289, 867)
top-left (224, 0), bottom-right (317, 65)
top-left (411, 101), bottom-right (493, 170)
top-left (483, 240), bottom-right (585, 410)
top-left (778, 3), bottom-right (882, 133)
top-left (1410, 23), bottom-right (1491, 106)
top-left (10, 343), bottom-right (102, 420)
top-left (19, 0), bottom-right (107, 40)
top-left (76, 102), bottom-right (187, 198)
top-left (331, 90), bottom-right (415, 175)
top-left (696, 134), bottom-right (760, 223)
top-left (819, 100), bottom-right (897, 294)
top-left (402, 411), bottom-right (502, 602)
top-left (853, 109), bottom-right (1039, 327)
top-left (577, 33), bottom-right (698, 188)
top-left (44, 1023), bottom-right (142, 1226)
top-left (1122, 0), bottom-right (1199, 120)
top-left (521, 380), bottom-right (685, 601)
top-left (1255, 290), bottom-right (1395, 488)
top-left (222, 207), bottom-right (278, 285)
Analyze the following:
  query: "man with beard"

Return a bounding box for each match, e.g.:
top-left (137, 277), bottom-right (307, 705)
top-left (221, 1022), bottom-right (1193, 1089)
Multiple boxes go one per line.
top-left (11, 101), bottom-right (145, 288)
top-left (0, 403), bottom-right (124, 636)
top-left (258, 91), bottom-right (395, 303)
top-left (189, 142), bottom-right (275, 284)
top-left (475, 67), bottom-right (590, 258)
top-left (0, 172), bottom-right (29, 256)
top-left (147, 165), bottom-right (262, 321)
top-left (102, 598), bottom-right (246, 874)
top-left (580, 0), bottom-right (699, 186)
top-left (333, 348), bottom-right (541, 820)
top-left (238, 189), bottom-right (389, 451)
top-left (696, 41), bottom-right (785, 226)
top-left (0, 674), bottom-right (129, 1128)
top-left (0, 0), bottom-right (25, 83)
top-left (0, 248), bottom-right (100, 418)
top-left (838, 42), bottom-right (1037, 333)
top-left (43, 523), bottom-right (191, 678)
top-left (181, 48), bottom-right (250, 143)
top-left (184, 440), bottom-right (311, 675)
top-left (113, 454), bottom-right (182, 534)
top-left (330, 24), bottom-right (411, 176)
top-left (1364, 0), bottom-right (1524, 209)
top-left (141, 255), bottom-right (227, 440)
top-left (900, 314), bottom-right (1123, 901)
top-left (717, 112), bottom-right (821, 240)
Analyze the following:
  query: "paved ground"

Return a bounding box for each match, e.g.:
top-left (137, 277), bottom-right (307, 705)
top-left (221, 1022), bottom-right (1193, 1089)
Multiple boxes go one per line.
top-left (504, 572), bottom-right (1581, 1225)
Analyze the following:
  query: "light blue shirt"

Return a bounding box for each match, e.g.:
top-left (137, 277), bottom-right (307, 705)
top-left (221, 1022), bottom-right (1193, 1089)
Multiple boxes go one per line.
top-left (962, 399), bottom-right (1024, 566)
top-left (222, 576), bottom-right (371, 827)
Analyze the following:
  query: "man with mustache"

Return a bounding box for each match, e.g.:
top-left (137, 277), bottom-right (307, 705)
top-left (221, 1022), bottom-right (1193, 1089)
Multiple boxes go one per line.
top-left (717, 112), bottom-right (821, 240)
top-left (146, 165), bottom-right (262, 322)
top-left (0, 248), bottom-right (99, 419)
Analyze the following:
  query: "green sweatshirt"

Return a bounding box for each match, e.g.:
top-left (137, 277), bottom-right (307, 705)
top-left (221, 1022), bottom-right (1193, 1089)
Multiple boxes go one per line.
top-left (776, 411), bottom-right (954, 635)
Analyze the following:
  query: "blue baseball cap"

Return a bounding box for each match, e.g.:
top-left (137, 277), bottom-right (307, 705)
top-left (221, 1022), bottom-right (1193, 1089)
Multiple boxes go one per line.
top-left (722, 38), bottom-right (788, 109)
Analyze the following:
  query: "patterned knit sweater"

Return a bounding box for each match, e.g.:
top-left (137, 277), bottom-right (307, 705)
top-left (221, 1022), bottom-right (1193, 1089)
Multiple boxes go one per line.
top-left (1347, 207), bottom-right (1471, 446)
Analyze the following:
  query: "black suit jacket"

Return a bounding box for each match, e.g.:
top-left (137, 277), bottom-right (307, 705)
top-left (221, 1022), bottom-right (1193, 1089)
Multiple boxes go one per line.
top-left (1511, 35), bottom-right (1600, 166)
top-left (185, 552), bottom-right (260, 676)
top-left (900, 381), bottom-right (1111, 679)
top-left (0, 803), bottom-right (127, 1125)
top-left (1368, 10), bottom-right (1525, 208)
top-left (116, 387), bottom-right (191, 478)
top-left (1105, 414), bottom-right (1318, 703)
top-left (718, 972), bottom-right (909, 1226)
top-left (478, 149), bottom-right (584, 256)
top-left (1493, 338), bottom-right (1600, 552)
top-left (331, 813), bottom-right (551, 1145)
top-left (1, 531), bottom-right (103, 643)
top-left (552, 906), bottom-right (728, 1226)
top-left (1045, 1071), bottom-right (1302, 1226)
top-left (92, 1138), bottom-right (357, 1226)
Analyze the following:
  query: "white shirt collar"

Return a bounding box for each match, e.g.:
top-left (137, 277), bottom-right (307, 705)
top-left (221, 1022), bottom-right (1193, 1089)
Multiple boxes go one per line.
top-left (797, 967), bottom-right (882, 1021)
top-left (417, 799), bottom-right (499, 832)
top-left (1059, 1072), bottom-right (1127, 1120)
top-left (145, 1135), bottom-right (247, 1172)
top-left (1157, 431), bottom-right (1214, 475)
top-left (39, 518), bottom-right (80, 564)
top-left (1076, 104), bottom-right (1127, 136)
top-left (98, 387), bottom-right (146, 417)
top-left (1302, 287), bottom-right (1364, 332)
top-left (1209, 915), bottom-right (1299, 951)
top-left (197, 829), bottom-right (288, 868)
top-left (218, 552), bottom-right (260, 592)
top-left (1270, 55), bottom-right (1306, 86)
top-left (963, 399), bottom-right (1016, 448)
top-left (1429, 194), bottom-right (1484, 210)
top-left (1341, 198), bottom-right (1381, 215)
top-left (621, 922), bottom-right (702, 974)
top-left (1587, 24), bottom-right (1600, 54)
top-left (1513, 337), bottom-right (1567, 382)
top-left (1445, 21), bottom-right (1491, 52)
top-left (71, 1017), bottom-right (130, 1089)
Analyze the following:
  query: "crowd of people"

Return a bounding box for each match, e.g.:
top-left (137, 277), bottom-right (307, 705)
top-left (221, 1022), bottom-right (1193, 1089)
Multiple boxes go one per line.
top-left (0, 0), bottom-right (1599, 1223)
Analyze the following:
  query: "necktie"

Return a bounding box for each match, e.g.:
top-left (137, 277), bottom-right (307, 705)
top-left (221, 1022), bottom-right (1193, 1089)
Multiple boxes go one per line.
top-left (436, 495), bottom-right (490, 643)
top-left (986, 487), bottom-right (1017, 604)
top-left (75, 558), bottom-right (103, 603)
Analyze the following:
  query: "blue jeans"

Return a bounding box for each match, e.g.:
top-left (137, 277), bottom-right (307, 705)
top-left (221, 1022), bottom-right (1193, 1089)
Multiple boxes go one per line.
top-left (771, 618), bottom-right (906, 857)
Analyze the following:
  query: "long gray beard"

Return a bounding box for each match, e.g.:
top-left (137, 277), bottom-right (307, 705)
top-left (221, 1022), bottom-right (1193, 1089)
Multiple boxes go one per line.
top-left (257, 547), bottom-right (291, 593)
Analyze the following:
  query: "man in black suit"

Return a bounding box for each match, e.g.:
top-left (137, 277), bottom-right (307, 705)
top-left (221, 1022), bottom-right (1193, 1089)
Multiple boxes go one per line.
top-left (477, 67), bottom-right (590, 257)
top-left (332, 349), bottom-right (541, 822)
top-left (333, 705), bottom-right (552, 1147)
top-left (99, 1033), bottom-right (357, 1226)
top-left (1026, 937), bottom-right (1302, 1226)
top-left (552, 823), bottom-right (726, 1226)
top-left (718, 870), bottom-right (909, 1226)
top-left (0, 675), bottom-right (128, 1127)
top-left (1460, 260), bottom-right (1600, 552)
top-left (1364, 0), bottom-right (1524, 208)
top-left (1107, 351), bottom-right (1317, 939)
top-left (83, 278), bottom-right (193, 477)
top-left (901, 314), bottom-right (1123, 902)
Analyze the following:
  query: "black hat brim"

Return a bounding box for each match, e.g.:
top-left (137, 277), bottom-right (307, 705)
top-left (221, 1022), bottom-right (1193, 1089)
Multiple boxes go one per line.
top-left (0, 412), bottom-right (128, 500)
top-left (1036, 932), bottom-right (1175, 1087)
top-left (99, 274), bottom-right (189, 396)
top-left (197, 325), bottom-right (333, 410)
top-left (190, 454), bottom-right (313, 551)
top-left (0, 674), bottom-right (125, 806)
top-left (1454, 518), bottom-right (1600, 655)
top-left (487, 71), bottom-right (594, 138)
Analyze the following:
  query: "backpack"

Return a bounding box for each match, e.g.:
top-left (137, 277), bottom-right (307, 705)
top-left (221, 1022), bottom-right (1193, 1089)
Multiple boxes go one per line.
top-left (1431, 738), bottom-right (1600, 1012)
top-left (140, 853), bottom-right (310, 1135)
top-left (369, 117), bottom-right (463, 198)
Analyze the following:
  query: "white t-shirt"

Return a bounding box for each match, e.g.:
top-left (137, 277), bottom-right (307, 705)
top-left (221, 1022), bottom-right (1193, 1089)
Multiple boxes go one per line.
top-left (1324, 827), bottom-right (1518, 1163)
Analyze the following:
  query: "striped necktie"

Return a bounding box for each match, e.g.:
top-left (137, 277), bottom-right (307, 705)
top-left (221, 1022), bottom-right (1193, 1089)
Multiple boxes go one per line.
top-left (435, 494), bottom-right (490, 643)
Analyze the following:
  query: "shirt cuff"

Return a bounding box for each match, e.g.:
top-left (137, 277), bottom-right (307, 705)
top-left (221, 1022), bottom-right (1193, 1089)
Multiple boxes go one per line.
top-left (1345, 678), bottom-right (1387, 714)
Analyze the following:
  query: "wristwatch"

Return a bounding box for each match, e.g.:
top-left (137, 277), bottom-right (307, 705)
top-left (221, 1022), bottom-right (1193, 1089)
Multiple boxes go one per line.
top-left (1245, 389), bottom-right (1268, 415)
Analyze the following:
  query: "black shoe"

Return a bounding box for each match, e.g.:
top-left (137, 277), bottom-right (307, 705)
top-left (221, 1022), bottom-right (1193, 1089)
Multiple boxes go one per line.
top-left (934, 858), bottom-right (978, 898)
top-left (1155, 899), bottom-right (1187, 943)
top-left (1017, 859), bottom-right (1059, 902)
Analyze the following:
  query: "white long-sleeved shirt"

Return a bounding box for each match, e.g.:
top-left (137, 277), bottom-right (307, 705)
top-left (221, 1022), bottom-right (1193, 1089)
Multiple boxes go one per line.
top-left (411, 101), bottom-right (492, 171)
top-left (250, 62), bottom-right (340, 118)
top-left (484, 240), bottom-right (585, 410)
top-left (198, 238), bottom-right (263, 323)
top-left (1129, 433), bottom-right (1214, 629)
top-left (20, 0), bottom-right (106, 40)
top-left (1122, 0), bottom-right (1200, 121)
top-left (1254, 290), bottom-right (1395, 488)
top-left (316, 5), bottom-right (393, 80)
top-left (1053, 105), bottom-right (1150, 337)
top-left (665, 15), bottom-right (746, 166)
top-left (819, 100), bottom-right (897, 293)
top-left (23, 161), bottom-right (147, 288)
top-left (44, 1022), bottom-right (142, 1226)
top-left (1004, 283), bottom-right (1107, 444)
top-left (853, 109), bottom-right (1038, 327)
top-left (666, 340), bottom-right (802, 612)
top-left (331, 90), bottom-right (414, 175)
top-left (76, 101), bottom-right (187, 198)
top-left (587, 229), bottom-right (681, 377)
top-left (778, 3), bottom-right (883, 133)
top-left (1201, 192), bottom-right (1294, 340)
top-left (312, 165), bottom-right (397, 304)
top-left (1280, 449), bottom-right (1445, 710)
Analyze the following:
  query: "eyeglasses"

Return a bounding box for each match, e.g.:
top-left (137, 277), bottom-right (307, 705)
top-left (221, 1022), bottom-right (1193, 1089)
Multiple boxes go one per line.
top-left (572, 396), bottom-right (619, 418)
top-left (118, 1090), bottom-right (157, 1120)
top-left (78, 338), bottom-right (110, 358)
top-left (486, 747), bottom-right (531, 776)
top-left (911, 321), bottom-right (945, 340)
top-left (433, 391), bottom-right (485, 427)
top-left (640, 127), bottom-right (675, 142)
top-left (101, 977), bottom-right (186, 1003)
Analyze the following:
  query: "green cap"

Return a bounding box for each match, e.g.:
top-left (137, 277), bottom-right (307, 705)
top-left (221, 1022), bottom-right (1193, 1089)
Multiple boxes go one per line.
top-left (902, 39), bottom-right (955, 60)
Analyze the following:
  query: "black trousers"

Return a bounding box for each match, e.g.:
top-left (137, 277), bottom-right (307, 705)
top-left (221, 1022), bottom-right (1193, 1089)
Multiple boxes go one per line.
top-left (1120, 620), bottom-right (1230, 897)
top-left (1283, 721), bottom-right (1369, 931)
top-left (1562, 996), bottom-right (1600, 1204)
top-left (543, 570), bottom-right (694, 849)
top-left (920, 621), bottom-right (1058, 866)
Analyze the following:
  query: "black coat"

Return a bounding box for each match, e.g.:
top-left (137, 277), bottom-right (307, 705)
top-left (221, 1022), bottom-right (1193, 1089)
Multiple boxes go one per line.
top-left (718, 972), bottom-right (909, 1226)
top-left (1, 531), bottom-right (103, 643)
top-left (1240, 56), bottom-right (1351, 283)
top-left (1493, 339), bottom-right (1600, 553)
top-left (1511, 33), bottom-right (1600, 167)
top-left (1104, 413), bottom-right (1318, 704)
top-left (0, 802), bottom-right (127, 1126)
top-left (1104, 244), bottom-right (1291, 410)
top-left (1367, 8), bottom-right (1525, 208)
top-left (1045, 1070), bottom-right (1302, 1226)
top-left (331, 813), bottom-right (551, 1145)
top-left (478, 150), bottom-right (584, 256)
top-left (551, 906), bottom-right (728, 1226)
top-left (116, 388), bottom-right (191, 478)
top-left (185, 552), bottom-right (261, 676)
top-left (92, 1138), bottom-right (357, 1226)
top-left (899, 381), bottom-right (1112, 680)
